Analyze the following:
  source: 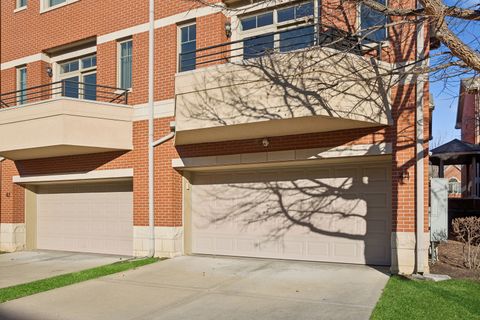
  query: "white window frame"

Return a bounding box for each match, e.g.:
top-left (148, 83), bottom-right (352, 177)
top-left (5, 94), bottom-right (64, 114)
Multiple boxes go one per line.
top-left (40, 0), bottom-right (79, 14)
top-left (16, 66), bottom-right (27, 105)
top-left (117, 39), bottom-right (133, 90)
top-left (14, 0), bottom-right (27, 12)
top-left (57, 54), bottom-right (97, 99)
top-left (235, 1), bottom-right (317, 60)
top-left (177, 22), bottom-right (197, 73)
top-left (357, 0), bottom-right (389, 44)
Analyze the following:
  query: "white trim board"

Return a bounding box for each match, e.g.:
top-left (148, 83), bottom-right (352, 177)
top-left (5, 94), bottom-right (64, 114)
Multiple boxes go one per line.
top-left (13, 168), bottom-right (134, 184)
top-left (1, 53), bottom-right (50, 70)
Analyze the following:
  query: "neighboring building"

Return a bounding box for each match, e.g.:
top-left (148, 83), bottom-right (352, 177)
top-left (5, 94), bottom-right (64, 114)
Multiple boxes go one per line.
top-left (456, 79), bottom-right (480, 197)
top-left (0, 0), bottom-right (431, 274)
top-left (445, 165), bottom-right (461, 198)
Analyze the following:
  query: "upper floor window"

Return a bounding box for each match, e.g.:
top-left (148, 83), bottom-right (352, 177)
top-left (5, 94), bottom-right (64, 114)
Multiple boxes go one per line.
top-left (118, 40), bottom-right (133, 89)
top-left (16, 0), bottom-right (27, 9)
top-left (239, 1), bottom-right (315, 59)
top-left (41, 0), bottom-right (77, 12)
top-left (17, 67), bottom-right (27, 105)
top-left (179, 24), bottom-right (196, 72)
top-left (48, 0), bottom-right (67, 7)
top-left (59, 54), bottom-right (97, 100)
top-left (360, 0), bottom-right (388, 42)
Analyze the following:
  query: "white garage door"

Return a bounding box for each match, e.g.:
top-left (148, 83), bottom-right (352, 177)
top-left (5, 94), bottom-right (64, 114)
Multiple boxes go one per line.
top-left (37, 182), bottom-right (133, 256)
top-left (191, 160), bottom-right (391, 265)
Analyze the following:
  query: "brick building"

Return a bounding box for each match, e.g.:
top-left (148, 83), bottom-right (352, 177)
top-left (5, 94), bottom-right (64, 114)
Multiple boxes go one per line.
top-left (1, 0), bottom-right (431, 274)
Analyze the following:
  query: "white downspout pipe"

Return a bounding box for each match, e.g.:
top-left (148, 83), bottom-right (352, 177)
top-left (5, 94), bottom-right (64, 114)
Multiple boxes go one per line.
top-left (415, 15), bottom-right (426, 274)
top-left (148, 0), bottom-right (155, 257)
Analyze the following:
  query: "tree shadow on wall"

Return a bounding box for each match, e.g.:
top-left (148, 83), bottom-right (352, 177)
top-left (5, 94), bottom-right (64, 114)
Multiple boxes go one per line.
top-left (191, 150), bottom-right (392, 266)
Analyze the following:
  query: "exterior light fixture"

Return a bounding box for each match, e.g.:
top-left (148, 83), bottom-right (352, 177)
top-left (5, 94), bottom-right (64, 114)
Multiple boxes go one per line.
top-left (262, 138), bottom-right (269, 147)
top-left (46, 66), bottom-right (53, 78)
top-left (224, 21), bottom-right (232, 38)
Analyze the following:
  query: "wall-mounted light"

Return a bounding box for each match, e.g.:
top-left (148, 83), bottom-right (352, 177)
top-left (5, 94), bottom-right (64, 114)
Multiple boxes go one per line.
top-left (262, 138), bottom-right (269, 148)
top-left (401, 169), bottom-right (410, 183)
top-left (224, 21), bottom-right (232, 38)
top-left (46, 66), bottom-right (53, 78)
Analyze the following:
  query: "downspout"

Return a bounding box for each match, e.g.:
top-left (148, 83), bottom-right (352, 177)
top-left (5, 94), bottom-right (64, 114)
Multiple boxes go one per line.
top-left (148, 0), bottom-right (155, 257)
top-left (415, 13), bottom-right (426, 274)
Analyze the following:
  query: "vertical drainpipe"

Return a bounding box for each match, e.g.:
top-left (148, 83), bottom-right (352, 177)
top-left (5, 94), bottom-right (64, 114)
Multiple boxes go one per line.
top-left (415, 14), bottom-right (426, 274)
top-left (148, 0), bottom-right (155, 257)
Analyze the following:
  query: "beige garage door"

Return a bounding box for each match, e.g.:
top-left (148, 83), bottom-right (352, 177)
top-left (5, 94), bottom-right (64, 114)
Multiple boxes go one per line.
top-left (191, 160), bottom-right (391, 265)
top-left (37, 182), bottom-right (133, 256)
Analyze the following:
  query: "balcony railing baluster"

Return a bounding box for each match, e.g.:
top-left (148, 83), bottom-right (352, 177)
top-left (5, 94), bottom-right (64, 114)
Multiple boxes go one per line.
top-left (0, 80), bottom-right (129, 108)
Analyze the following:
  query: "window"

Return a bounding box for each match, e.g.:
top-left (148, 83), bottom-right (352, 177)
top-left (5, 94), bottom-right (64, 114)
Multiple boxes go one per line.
top-left (360, 0), bottom-right (388, 42)
top-left (49, 0), bottom-right (66, 7)
top-left (118, 40), bottom-right (133, 89)
top-left (58, 54), bottom-right (96, 100)
top-left (17, 67), bottom-right (27, 105)
top-left (16, 0), bottom-right (27, 9)
top-left (448, 178), bottom-right (461, 194)
top-left (239, 1), bottom-right (315, 59)
top-left (179, 24), bottom-right (196, 72)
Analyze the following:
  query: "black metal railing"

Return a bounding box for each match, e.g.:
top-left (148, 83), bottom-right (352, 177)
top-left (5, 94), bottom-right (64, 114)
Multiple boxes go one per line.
top-left (179, 23), bottom-right (382, 71)
top-left (0, 80), bottom-right (129, 109)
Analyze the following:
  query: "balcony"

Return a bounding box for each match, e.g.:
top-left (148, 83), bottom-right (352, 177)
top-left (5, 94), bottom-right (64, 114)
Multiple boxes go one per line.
top-left (0, 81), bottom-right (132, 160)
top-left (174, 24), bottom-right (392, 145)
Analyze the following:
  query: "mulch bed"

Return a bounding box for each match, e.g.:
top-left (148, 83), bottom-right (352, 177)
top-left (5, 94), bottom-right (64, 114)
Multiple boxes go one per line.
top-left (430, 240), bottom-right (480, 281)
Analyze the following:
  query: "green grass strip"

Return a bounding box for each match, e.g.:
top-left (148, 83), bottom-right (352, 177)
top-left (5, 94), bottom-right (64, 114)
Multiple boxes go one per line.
top-left (0, 257), bottom-right (160, 303)
top-left (371, 275), bottom-right (480, 320)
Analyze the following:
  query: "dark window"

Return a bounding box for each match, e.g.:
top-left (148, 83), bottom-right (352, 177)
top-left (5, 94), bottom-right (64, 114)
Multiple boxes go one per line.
top-left (241, 12), bottom-right (274, 31)
top-left (279, 25), bottom-right (315, 52)
top-left (179, 24), bottom-right (196, 72)
top-left (278, 2), bottom-right (314, 23)
top-left (360, 0), bottom-right (388, 42)
top-left (243, 33), bottom-right (274, 59)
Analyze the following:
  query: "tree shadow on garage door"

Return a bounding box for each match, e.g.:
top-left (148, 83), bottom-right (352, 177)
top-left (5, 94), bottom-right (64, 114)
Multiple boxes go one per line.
top-left (191, 161), bottom-right (392, 267)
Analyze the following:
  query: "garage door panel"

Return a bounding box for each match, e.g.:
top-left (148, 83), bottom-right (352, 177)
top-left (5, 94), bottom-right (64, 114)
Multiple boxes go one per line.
top-left (191, 161), bottom-right (391, 265)
top-left (37, 182), bottom-right (133, 256)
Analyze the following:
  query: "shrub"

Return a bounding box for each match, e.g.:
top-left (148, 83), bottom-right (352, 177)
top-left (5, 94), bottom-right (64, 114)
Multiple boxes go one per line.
top-left (452, 217), bottom-right (480, 269)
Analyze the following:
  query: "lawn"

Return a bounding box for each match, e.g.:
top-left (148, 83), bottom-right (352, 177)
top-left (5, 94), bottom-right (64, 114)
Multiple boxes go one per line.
top-left (371, 275), bottom-right (480, 320)
top-left (0, 257), bottom-right (159, 303)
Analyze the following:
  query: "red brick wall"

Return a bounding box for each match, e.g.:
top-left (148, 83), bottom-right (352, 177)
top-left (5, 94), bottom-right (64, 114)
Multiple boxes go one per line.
top-left (0, 0), bottom-right (430, 237)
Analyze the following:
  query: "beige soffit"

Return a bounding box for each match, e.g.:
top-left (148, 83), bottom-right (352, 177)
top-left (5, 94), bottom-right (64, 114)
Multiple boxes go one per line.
top-left (13, 168), bottom-right (134, 185)
top-left (173, 143), bottom-right (392, 170)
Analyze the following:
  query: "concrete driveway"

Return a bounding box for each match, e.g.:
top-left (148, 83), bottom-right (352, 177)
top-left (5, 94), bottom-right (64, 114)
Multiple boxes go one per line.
top-left (0, 256), bottom-right (389, 320)
top-left (0, 250), bottom-right (127, 289)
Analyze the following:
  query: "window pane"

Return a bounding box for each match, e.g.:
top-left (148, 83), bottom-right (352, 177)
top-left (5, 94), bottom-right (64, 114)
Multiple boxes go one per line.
top-left (257, 12), bottom-right (273, 27)
top-left (243, 33), bottom-right (274, 59)
top-left (120, 41), bottom-right (133, 88)
top-left (240, 16), bottom-right (256, 31)
top-left (63, 76), bottom-right (79, 98)
top-left (189, 25), bottom-right (196, 41)
top-left (19, 0), bottom-right (27, 7)
top-left (279, 26), bottom-right (315, 52)
top-left (83, 73), bottom-right (96, 101)
top-left (81, 55), bottom-right (96, 69)
top-left (18, 68), bottom-right (27, 105)
top-left (49, 0), bottom-right (66, 7)
top-left (361, 0), bottom-right (387, 42)
top-left (69, 60), bottom-right (79, 72)
top-left (278, 7), bottom-right (295, 22)
top-left (296, 2), bottom-right (314, 18)
top-left (179, 25), bottom-right (196, 72)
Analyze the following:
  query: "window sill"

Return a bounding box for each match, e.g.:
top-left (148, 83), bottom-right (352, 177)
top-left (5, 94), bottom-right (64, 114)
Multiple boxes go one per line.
top-left (115, 89), bottom-right (132, 95)
top-left (40, 0), bottom-right (79, 14)
top-left (14, 6), bottom-right (27, 13)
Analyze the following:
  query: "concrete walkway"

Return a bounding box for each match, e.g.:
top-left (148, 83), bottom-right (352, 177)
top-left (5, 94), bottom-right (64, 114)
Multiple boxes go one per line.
top-left (0, 256), bottom-right (389, 320)
top-left (0, 250), bottom-right (127, 289)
